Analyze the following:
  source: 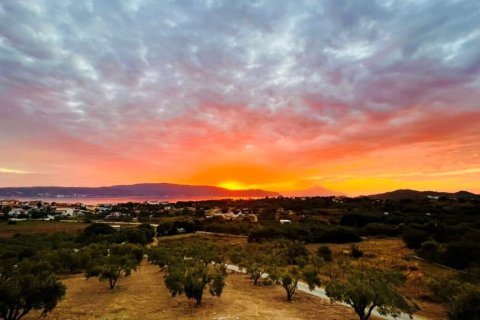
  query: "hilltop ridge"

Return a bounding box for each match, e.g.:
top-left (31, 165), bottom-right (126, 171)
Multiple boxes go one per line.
top-left (0, 183), bottom-right (279, 198)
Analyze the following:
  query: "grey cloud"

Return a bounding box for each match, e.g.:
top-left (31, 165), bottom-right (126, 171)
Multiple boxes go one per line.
top-left (0, 0), bottom-right (479, 148)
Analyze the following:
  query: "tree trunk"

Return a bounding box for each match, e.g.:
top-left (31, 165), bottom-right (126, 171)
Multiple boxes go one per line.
top-left (109, 276), bottom-right (118, 289)
top-left (287, 291), bottom-right (293, 302)
top-left (195, 294), bottom-right (203, 306)
top-left (357, 310), bottom-right (366, 320)
top-left (364, 304), bottom-right (376, 320)
top-left (286, 286), bottom-right (295, 302)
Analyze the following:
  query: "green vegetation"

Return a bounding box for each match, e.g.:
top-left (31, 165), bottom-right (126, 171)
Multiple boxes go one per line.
top-left (85, 243), bottom-right (143, 289)
top-left (325, 267), bottom-right (418, 320)
top-left (0, 223), bottom-right (155, 318)
top-left (270, 265), bottom-right (321, 301)
top-left (429, 276), bottom-right (480, 320)
top-left (236, 243), bottom-right (273, 285)
top-left (1, 194), bottom-right (479, 318)
top-left (317, 245), bottom-right (333, 262)
top-left (149, 240), bottom-right (227, 306)
top-left (0, 260), bottom-right (66, 320)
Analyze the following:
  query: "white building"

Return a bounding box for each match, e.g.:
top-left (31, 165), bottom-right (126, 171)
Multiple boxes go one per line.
top-left (55, 207), bottom-right (79, 217)
top-left (8, 208), bottom-right (26, 217)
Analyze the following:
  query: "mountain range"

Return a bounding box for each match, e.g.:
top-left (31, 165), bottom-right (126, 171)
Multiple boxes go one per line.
top-left (280, 185), bottom-right (344, 197)
top-left (0, 183), bottom-right (279, 198)
top-left (0, 183), bottom-right (478, 201)
top-left (366, 189), bottom-right (480, 200)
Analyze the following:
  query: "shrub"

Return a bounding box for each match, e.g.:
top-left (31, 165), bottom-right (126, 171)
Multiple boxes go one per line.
top-left (317, 246), bottom-right (333, 262)
top-left (313, 226), bottom-right (361, 243)
top-left (448, 287), bottom-right (480, 320)
top-left (443, 241), bottom-right (480, 270)
top-left (363, 223), bottom-right (401, 237)
top-left (402, 227), bottom-right (429, 249)
top-left (339, 213), bottom-right (383, 228)
top-left (418, 241), bottom-right (442, 263)
top-left (351, 245), bottom-right (363, 259)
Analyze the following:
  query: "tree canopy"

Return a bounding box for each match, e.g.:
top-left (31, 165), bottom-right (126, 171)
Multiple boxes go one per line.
top-left (326, 267), bottom-right (418, 320)
top-left (85, 243), bottom-right (142, 289)
top-left (150, 240), bottom-right (227, 306)
top-left (0, 260), bottom-right (66, 320)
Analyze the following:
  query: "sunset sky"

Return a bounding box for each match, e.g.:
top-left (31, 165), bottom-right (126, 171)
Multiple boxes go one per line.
top-left (1, 1), bottom-right (479, 195)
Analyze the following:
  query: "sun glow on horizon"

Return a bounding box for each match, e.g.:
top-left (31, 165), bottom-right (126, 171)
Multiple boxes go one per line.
top-left (218, 181), bottom-right (251, 190)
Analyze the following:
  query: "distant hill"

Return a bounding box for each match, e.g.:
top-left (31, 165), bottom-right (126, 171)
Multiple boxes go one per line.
top-left (0, 183), bottom-right (279, 198)
top-left (281, 185), bottom-right (344, 197)
top-left (367, 189), bottom-right (480, 200)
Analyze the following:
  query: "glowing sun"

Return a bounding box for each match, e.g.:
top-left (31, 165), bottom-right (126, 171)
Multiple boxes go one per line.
top-left (218, 181), bottom-right (248, 190)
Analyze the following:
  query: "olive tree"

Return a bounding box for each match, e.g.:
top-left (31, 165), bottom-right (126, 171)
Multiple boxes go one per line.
top-left (269, 265), bottom-right (321, 302)
top-left (0, 261), bottom-right (66, 320)
top-left (165, 260), bottom-right (225, 306)
top-left (326, 268), bottom-right (418, 320)
top-left (85, 244), bottom-right (142, 289)
top-left (154, 240), bottom-right (227, 306)
top-left (237, 244), bottom-right (273, 285)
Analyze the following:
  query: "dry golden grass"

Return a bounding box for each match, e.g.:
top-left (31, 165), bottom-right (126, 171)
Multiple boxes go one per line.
top-left (155, 234), bottom-right (448, 319)
top-left (307, 238), bottom-right (449, 320)
top-left (0, 220), bottom-right (88, 238)
top-left (13, 230), bottom-right (449, 319)
top-left (157, 233), bottom-right (248, 246)
top-left (26, 261), bottom-right (359, 320)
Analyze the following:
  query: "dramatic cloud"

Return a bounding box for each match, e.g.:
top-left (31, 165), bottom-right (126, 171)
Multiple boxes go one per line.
top-left (0, 0), bottom-right (479, 194)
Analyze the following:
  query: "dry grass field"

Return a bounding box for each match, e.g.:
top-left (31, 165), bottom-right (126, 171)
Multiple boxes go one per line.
top-left (0, 220), bottom-right (88, 238)
top-left (25, 261), bottom-right (359, 320)
top-left (307, 239), bottom-right (449, 320)
top-left (6, 228), bottom-right (449, 319)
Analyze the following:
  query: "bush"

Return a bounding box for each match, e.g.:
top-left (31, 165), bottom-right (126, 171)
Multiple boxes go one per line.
top-left (418, 241), bottom-right (442, 263)
top-left (363, 223), bottom-right (401, 237)
top-left (83, 223), bottom-right (116, 236)
top-left (340, 213), bottom-right (383, 228)
top-left (448, 287), bottom-right (480, 320)
top-left (317, 246), bottom-right (333, 262)
top-left (156, 219), bottom-right (197, 236)
top-left (79, 223), bottom-right (117, 243)
top-left (351, 245), bottom-right (363, 259)
top-left (318, 227), bottom-right (361, 243)
top-left (428, 277), bottom-right (480, 320)
top-left (402, 227), bottom-right (429, 249)
top-left (443, 241), bottom-right (480, 270)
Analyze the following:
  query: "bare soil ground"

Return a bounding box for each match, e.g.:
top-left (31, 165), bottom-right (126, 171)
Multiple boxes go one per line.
top-left (0, 220), bottom-right (88, 238)
top-left (26, 261), bottom-right (359, 320)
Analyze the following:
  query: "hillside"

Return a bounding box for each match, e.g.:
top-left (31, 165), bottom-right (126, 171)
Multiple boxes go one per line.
top-left (367, 189), bottom-right (480, 200)
top-left (0, 183), bottom-right (279, 198)
top-left (281, 185), bottom-right (344, 197)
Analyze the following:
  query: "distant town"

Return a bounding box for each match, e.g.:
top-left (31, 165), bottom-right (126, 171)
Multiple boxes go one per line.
top-left (0, 197), bottom-right (263, 224)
